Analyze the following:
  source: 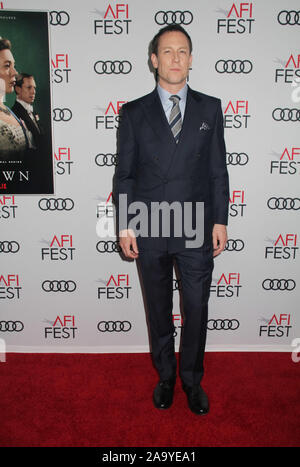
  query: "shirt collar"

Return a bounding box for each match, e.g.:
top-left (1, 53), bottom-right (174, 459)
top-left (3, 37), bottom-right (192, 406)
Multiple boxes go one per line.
top-left (17, 98), bottom-right (33, 114)
top-left (157, 82), bottom-right (188, 107)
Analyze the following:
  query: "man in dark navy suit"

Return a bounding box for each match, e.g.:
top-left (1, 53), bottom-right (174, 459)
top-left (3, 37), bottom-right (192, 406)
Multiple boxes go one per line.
top-left (113, 25), bottom-right (229, 415)
top-left (12, 73), bottom-right (43, 150)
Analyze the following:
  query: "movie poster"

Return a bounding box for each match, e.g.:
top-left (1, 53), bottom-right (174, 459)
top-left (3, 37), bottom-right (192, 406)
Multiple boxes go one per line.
top-left (0, 10), bottom-right (53, 194)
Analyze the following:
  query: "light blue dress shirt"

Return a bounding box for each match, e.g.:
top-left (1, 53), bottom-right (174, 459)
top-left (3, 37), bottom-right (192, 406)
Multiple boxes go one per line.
top-left (157, 83), bottom-right (188, 122)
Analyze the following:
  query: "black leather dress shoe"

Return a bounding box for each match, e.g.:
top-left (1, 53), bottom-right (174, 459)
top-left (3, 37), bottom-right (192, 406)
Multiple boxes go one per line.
top-left (153, 379), bottom-right (176, 409)
top-left (182, 383), bottom-right (209, 415)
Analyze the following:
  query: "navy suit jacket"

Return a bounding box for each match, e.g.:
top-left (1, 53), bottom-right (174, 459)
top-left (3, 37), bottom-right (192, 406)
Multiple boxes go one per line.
top-left (113, 86), bottom-right (229, 252)
top-left (12, 101), bottom-right (43, 149)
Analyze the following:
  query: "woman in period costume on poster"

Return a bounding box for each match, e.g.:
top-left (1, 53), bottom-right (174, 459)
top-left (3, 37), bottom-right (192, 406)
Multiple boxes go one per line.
top-left (0, 38), bottom-right (30, 160)
top-left (0, 10), bottom-right (54, 194)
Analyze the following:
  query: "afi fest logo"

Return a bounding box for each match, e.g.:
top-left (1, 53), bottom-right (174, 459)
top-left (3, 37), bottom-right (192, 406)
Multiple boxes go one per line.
top-left (94, 3), bottom-right (131, 35)
top-left (210, 273), bottom-right (242, 298)
top-left (96, 192), bottom-right (116, 238)
top-left (97, 274), bottom-right (131, 299)
top-left (265, 233), bottom-right (298, 260)
top-left (51, 54), bottom-right (71, 84)
top-left (275, 54), bottom-right (300, 83)
top-left (229, 190), bottom-right (246, 217)
top-left (0, 274), bottom-right (22, 299)
top-left (44, 316), bottom-right (77, 339)
top-left (216, 2), bottom-right (255, 34)
top-left (0, 196), bottom-right (18, 219)
top-left (224, 100), bottom-right (250, 129)
top-left (270, 147), bottom-right (300, 175)
top-left (41, 235), bottom-right (75, 261)
top-left (173, 312), bottom-right (183, 338)
top-left (95, 100), bottom-right (126, 130)
top-left (54, 147), bottom-right (73, 176)
top-left (259, 314), bottom-right (292, 338)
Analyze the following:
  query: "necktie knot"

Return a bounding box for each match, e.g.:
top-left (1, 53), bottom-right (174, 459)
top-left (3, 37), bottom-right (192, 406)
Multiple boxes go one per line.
top-left (169, 95), bottom-right (180, 106)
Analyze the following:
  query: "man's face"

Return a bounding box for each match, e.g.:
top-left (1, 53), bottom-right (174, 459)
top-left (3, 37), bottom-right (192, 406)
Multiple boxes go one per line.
top-left (151, 31), bottom-right (192, 91)
top-left (16, 76), bottom-right (36, 104)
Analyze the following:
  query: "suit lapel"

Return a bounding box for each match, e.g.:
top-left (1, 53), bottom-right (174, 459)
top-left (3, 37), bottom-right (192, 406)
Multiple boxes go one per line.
top-left (176, 87), bottom-right (203, 152)
top-left (141, 89), bottom-right (177, 173)
top-left (16, 102), bottom-right (40, 139)
top-left (143, 89), bottom-right (175, 145)
top-left (140, 87), bottom-right (205, 175)
top-left (163, 87), bottom-right (204, 174)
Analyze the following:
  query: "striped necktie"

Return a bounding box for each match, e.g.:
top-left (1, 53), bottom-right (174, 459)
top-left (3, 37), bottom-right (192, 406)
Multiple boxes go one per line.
top-left (169, 95), bottom-right (182, 144)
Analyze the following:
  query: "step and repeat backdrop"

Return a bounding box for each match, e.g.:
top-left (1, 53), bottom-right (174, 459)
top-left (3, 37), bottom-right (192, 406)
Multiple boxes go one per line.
top-left (0, 0), bottom-right (299, 353)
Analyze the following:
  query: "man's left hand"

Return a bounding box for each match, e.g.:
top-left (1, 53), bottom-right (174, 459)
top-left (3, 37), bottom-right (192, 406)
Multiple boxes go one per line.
top-left (212, 224), bottom-right (227, 257)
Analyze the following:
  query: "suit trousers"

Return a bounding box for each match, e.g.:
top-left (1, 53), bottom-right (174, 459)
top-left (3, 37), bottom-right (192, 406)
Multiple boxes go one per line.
top-left (137, 243), bottom-right (214, 387)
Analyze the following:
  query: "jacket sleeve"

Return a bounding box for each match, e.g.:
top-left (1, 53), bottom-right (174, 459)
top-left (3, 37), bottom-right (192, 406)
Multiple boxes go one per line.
top-left (209, 100), bottom-right (230, 225)
top-left (113, 104), bottom-right (137, 233)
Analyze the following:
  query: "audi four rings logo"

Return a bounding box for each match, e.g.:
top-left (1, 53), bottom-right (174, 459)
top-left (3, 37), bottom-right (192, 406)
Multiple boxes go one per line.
top-left (215, 60), bottom-right (253, 74)
top-left (53, 108), bottom-right (72, 122)
top-left (49, 11), bottom-right (70, 26)
top-left (272, 108), bottom-right (300, 121)
top-left (0, 321), bottom-right (24, 332)
top-left (39, 198), bottom-right (74, 211)
top-left (155, 10), bottom-right (193, 25)
top-left (226, 152), bottom-right (249, 166)
top-left (277, 10), bottom-right (300, 25)
top-left (262, 279), bottom-right (296, 291)
top-left (42, 280), bottom-right (77, 292)
top-left (267, 197), bottom-right (300, 210)
top-left (0, 241), bottom-right (20, 253)
top-left (225, 239), bottom-right (244, 251)
top-left (94, 61), bottom-right (132, 75)
top-left (207, 319), bottom-right (240, 331)
top-left (96, 241), bottom-right (121, 253)
top-left (95, 154), bottom-right (118, 167)
top-left (97, 321), bottom-right (132, 332)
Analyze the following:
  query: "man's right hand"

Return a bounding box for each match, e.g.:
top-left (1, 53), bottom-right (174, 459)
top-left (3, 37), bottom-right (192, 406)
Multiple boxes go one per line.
top-left (119, 229), bottom-right (139, 259)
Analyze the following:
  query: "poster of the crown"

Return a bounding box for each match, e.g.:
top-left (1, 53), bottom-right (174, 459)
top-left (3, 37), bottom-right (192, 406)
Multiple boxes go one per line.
top-left (0, 10), bottom-right (53, 194)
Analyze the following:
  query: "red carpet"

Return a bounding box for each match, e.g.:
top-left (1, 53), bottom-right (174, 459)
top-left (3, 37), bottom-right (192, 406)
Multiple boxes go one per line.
top-left (0, 352), bottom-right (299, 447)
